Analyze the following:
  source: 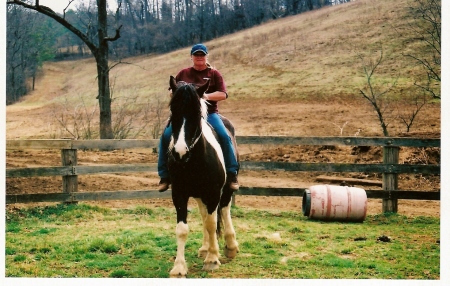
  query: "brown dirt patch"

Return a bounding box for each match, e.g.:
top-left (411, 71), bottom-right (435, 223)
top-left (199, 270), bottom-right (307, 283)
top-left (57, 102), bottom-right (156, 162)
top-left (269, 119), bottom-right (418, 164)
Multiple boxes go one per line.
top-left (6, 98), bottom-right (440, 218)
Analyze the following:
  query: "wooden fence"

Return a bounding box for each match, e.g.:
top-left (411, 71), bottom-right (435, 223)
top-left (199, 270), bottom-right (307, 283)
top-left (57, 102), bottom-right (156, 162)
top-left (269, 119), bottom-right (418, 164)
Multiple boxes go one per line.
top-left (6, 137), bottom-right (440, 213)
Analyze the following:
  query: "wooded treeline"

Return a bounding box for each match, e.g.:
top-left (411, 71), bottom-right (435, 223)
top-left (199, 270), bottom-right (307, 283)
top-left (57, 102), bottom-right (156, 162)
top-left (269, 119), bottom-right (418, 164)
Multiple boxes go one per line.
top-left (6, 0), bottom-right (350, 104)
top-left (110, 0), bottom-right (350, 56)
top-left (6, 5), bottom-right (61, 104)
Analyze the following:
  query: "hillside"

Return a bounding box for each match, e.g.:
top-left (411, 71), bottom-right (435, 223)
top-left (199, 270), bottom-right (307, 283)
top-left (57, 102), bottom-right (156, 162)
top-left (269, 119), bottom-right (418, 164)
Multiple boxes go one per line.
top-left (5, 0), bottom-right (440, 139)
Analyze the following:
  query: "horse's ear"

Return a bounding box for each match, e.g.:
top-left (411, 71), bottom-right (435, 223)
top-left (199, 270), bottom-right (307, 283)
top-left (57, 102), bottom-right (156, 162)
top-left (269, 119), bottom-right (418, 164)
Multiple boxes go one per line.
top-left (196, 79), bottom-right (210, 98)
top-left (169, 76), bottom-right (177, 92)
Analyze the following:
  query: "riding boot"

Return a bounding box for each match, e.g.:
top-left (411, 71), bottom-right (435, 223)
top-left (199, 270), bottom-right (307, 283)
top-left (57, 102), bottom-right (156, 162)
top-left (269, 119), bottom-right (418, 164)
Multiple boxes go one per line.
top-left (158, 177), bottom-right (171, 192)
top-left (227, 173), bottom-right (239, 191)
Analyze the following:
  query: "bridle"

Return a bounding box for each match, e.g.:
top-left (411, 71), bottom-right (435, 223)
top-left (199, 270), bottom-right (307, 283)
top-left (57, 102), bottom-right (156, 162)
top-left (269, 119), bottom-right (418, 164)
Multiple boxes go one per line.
top-left (168, 80), bottom-right (209, 164)
top-left (168, 125), bottom-right (203, 163)
top-left (187, 126), bottom-right (203, 153)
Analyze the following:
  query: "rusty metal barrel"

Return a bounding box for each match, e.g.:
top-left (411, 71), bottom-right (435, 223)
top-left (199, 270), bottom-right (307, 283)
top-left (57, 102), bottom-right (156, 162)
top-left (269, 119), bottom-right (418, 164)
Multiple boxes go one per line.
top-left (302, 185), bottom-right (367, 222)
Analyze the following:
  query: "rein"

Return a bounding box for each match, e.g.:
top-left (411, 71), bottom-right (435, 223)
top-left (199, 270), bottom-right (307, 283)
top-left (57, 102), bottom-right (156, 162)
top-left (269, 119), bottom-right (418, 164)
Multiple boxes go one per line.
top-left (188, 126), bottom-right (203, 151)
top-left (169, 125), bottom-right (203, 163)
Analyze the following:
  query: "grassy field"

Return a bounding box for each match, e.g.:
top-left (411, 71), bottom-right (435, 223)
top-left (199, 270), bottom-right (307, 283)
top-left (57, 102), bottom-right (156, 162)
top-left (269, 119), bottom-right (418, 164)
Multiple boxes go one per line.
top-left (5, 203), bottom-right (439, 279)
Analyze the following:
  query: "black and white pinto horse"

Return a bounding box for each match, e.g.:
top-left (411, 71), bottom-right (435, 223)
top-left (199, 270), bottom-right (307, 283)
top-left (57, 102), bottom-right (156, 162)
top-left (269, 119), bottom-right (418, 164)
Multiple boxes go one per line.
top-left (167, 76), bottom-right (239, 277)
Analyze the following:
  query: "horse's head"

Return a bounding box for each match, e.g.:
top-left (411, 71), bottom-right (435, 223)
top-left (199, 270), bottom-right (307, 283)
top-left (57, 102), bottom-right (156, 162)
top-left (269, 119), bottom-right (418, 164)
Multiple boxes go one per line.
top-left (168, 76), bottom-right (210, 163)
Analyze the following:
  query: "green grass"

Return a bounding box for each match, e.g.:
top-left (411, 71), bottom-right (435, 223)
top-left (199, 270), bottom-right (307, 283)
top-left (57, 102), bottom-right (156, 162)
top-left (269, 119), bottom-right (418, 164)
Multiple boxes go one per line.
top-left (5, 203), bottom-right (440, 279)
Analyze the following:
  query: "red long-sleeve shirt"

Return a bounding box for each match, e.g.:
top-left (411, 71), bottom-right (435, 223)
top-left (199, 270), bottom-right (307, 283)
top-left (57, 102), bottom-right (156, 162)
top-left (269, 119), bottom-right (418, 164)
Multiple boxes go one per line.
top-left (175, 67), bottom-right (228, 114)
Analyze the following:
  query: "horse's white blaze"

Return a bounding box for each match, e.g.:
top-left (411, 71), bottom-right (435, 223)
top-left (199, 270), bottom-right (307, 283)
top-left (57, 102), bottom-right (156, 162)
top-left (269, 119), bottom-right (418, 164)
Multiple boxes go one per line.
top-left (201, 118), bottom-right (226, 176)
top-left (173, 119), bottom-right (188, 157)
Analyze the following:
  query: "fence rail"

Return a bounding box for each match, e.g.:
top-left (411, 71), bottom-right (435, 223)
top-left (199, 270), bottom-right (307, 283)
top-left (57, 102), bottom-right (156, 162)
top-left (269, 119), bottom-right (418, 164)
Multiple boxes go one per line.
top-left (6, 136), bottom-right (440, 150)
top-left (5, 162), bottom-right (439, 178)
top-left (6, 137), bottom-right (440, 212)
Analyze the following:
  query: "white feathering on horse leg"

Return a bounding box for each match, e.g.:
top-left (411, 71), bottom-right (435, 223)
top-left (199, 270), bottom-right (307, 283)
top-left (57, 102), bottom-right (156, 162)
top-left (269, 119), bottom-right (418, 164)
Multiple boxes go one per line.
top-left (170, 222), bottom-right (189, 277)
top-left (201, 119), bottom-right (226, 176)
top-left (195, 198), bottom-right (210, 258)
top-left (174, 119), bottom-right (188, 158)
top-left (222, 203), bottom-right (239, 259)
top-left (202, 210), bottom-right (221, 271)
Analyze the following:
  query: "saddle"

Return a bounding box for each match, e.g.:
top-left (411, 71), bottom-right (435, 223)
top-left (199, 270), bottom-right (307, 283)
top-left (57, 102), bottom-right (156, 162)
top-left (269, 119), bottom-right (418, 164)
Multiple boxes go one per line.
top-left (219, 114), bottom-right (236, 138)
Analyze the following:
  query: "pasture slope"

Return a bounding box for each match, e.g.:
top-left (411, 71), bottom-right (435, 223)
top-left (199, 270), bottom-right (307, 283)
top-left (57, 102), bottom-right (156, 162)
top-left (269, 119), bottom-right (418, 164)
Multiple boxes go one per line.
top-left (6, 0), bottom-right (440, 139)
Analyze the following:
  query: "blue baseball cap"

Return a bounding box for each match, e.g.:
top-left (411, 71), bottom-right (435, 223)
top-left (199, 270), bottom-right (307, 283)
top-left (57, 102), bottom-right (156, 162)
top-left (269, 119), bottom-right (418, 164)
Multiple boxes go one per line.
top-left (191, 44), bottom-right (208, 55)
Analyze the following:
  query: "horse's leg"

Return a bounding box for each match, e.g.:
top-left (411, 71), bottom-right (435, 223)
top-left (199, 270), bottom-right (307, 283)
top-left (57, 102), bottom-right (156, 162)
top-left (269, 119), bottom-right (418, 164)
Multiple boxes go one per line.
top-left (219, 187), bottom-right (239, 258)
top-left (201, 205), bottom-right (221, 271)
top-left (195, 198), bottom-right (209, 258)
top-left (221, 201), bottom-right (239, 259)
top-left (170, 197), bottom-right (189, 278)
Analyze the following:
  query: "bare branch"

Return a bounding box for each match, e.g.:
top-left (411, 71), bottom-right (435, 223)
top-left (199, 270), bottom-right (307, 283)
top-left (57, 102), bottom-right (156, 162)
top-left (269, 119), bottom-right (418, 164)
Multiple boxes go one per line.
top-left (63, 0), bottom-right (76, 19)
top-left (397, 92), bottom-right (428, 133)
top-left (402, 0), bottom-right (441, 99)
top-left (108, 58), bottom-right (152, 73)
top-left (7, 0), bottom-right (98, 55)
top-left (103, 25), bottom-right (123, 43)
top-left (332, 121), bottom-right (348, 136)
top-left (358, 48), bottom-right (395, 136)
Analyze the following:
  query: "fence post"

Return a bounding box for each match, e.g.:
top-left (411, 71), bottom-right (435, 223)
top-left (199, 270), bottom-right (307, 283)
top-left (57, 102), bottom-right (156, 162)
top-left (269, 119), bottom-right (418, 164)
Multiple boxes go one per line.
top-left (382, 146), bottom-right (399, 213)
top-left (61, 148), bottom-right (78, 202)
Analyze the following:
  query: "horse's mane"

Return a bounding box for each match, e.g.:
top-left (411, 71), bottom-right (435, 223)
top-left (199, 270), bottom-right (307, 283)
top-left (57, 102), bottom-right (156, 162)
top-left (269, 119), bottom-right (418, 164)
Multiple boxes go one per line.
top-left (169, 82), bottom-right (203, 125)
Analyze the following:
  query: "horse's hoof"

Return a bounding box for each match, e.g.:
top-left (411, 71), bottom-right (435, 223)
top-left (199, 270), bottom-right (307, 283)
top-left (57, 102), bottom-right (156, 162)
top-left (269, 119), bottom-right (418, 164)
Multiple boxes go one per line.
top-left (170, 270), bottom-right (187, 278)
top-left (170, 273), bottom-right (187, 278)
top-left (202, 260), bottom-right (221, 271)
top-left (170, 263), bottom-right (188, 278)
top-left (224, 245), bottom-right (239, 259)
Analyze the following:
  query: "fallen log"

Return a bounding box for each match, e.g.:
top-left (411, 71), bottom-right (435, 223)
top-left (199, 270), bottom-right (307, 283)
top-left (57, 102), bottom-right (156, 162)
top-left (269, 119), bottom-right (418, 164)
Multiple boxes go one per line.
top-left (316, 175), bottom-right (382, 187)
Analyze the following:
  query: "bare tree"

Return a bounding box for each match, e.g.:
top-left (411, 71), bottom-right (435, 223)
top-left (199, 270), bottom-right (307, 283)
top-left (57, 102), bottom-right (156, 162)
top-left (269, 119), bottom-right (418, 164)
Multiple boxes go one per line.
top-left (111, 94), bottom-right (153, 139)
top-left (358, 49), bottom-right (397, 137)
top-left (7, 0), bottom-right (123, 139)
top-left (396, 91), bottom-right (428, 133)
top-left (403, 0), bottom-right (441, 100)
top-left (50, 95), bottom-right (98, 139)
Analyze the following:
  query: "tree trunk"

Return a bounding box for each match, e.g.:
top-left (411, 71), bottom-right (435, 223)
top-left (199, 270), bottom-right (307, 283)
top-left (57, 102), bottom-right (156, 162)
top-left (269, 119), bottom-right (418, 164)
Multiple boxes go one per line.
top-left (97, 0), bottom-right (114, 139)
top-left (96, 56), bottom-right (113, 139)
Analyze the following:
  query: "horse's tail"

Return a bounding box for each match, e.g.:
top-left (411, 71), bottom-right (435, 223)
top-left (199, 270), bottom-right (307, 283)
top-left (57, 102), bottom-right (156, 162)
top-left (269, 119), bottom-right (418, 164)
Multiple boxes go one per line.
top-left (216, 206), bottom-right (223, 238)
top-left (217, 185), bottom-right (234, 238)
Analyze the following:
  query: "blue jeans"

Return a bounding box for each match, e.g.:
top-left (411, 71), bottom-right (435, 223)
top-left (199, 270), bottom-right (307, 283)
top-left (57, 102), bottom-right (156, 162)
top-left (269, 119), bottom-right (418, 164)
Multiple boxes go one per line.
top-left (158, 113), bottom-right (239, 179)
